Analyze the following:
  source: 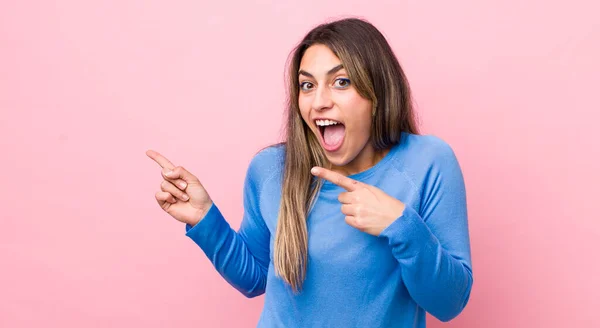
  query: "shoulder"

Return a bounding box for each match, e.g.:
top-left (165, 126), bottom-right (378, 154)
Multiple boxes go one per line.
top-left (390, 134), bottom-right (466, 213)
top-left (395, 133), bottom-right (459, 165)
top-left (391, 133), bottom-right (462, 177)
top-left (246, 143), bottom-right (286, 182)
top-left (400, 133), bottom-right (456, 160)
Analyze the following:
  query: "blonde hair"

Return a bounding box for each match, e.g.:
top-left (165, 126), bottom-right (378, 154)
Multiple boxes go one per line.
top-left (274, 18), bottom-right (419, 292)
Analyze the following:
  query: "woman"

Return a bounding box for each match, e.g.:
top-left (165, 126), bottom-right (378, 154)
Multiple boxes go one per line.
top-left (147, 18), bottom-right (473, 327)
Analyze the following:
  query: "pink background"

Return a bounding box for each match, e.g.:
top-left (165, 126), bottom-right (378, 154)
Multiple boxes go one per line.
top-left (2, 1), bottom-right (599, 327)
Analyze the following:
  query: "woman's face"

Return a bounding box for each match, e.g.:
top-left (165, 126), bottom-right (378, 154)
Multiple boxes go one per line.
top-left (298, 44), bottom-right (376, 174)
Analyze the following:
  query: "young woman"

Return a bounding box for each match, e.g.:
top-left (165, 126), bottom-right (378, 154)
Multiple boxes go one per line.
top-left (147, 18), bottom-right (473, 327)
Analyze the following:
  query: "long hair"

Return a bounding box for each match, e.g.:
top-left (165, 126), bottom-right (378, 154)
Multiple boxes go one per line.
top-left (274, 17), bottom-right (419, 292)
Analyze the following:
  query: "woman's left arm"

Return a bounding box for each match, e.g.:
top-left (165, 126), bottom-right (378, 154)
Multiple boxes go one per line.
top-left (378, 142), bottom-right (473, 321)
top-left (311, 142), bottom-right (473, 322)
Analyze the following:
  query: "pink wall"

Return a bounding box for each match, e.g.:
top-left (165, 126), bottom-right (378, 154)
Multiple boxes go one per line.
top-left (2, 1), bottom-right (599, 327)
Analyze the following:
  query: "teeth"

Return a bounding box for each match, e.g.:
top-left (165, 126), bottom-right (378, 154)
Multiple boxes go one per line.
top-left (316, 119), bottom-right (340, 126)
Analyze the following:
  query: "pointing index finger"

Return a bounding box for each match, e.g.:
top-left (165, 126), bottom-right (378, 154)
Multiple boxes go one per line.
top-left (310, 166), bottom-right (360, 191)
top-left (146, 150), bottom-right (175, 170)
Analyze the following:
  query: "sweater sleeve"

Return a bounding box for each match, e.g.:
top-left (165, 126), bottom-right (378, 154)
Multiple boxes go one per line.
top-left (184, 155), bottom-right (271, 298)
top-left (379, 141), bottom-right (473, 322)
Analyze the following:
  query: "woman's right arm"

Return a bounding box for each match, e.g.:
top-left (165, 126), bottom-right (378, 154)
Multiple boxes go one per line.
top-left (147, 150), bottom-right (271, 298)
top-left (184, 161), bottom-right (271, 298)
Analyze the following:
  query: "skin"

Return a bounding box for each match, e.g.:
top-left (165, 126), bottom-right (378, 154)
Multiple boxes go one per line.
top-left (147, 45), bottom-right (407, 233)
top-left (310, 166), bottom-right (405, 235)
top-left (297, 44), bottom-right (388, 176)
top-left (146, 150), bottom-right (213, 227)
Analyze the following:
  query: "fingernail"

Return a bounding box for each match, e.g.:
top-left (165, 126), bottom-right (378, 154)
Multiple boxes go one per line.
top-left (311, 167), bottom-right (318, 174)
top-left (165, 170), bottom-right (173, 177)
top-left (179, 182), bottom-right (187, 189)
top-left (182, 194), bottom-right (189, 201)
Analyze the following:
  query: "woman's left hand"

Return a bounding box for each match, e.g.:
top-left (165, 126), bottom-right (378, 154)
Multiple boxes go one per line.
top-left (311, 166), bottom-right (406, 236)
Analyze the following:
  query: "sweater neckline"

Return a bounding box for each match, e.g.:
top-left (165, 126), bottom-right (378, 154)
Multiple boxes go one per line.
top-left (319, 135), bottom-right (404, 192)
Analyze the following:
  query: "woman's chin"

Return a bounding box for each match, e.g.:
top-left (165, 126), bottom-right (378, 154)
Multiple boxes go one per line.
top-left (323, 148), bottom-right (353, 169)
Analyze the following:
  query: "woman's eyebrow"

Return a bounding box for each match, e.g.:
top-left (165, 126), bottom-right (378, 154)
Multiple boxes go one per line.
top-left (298, 64), bottom-right (345, 79)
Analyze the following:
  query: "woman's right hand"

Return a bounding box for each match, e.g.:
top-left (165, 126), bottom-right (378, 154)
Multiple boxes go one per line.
top-left (146, 150), bottom-right (213, 226)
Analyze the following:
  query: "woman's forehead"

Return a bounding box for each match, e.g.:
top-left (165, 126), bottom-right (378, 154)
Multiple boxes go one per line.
top-left (299, 45), bottom-right (344, 76)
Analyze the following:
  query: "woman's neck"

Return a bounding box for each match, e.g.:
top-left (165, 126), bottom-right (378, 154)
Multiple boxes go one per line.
top-left (330, 144), bottom-right (389, 177)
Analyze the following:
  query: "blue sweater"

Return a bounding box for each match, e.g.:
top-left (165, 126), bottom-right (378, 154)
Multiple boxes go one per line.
top-left (185, 133), bottom-right (473, 327)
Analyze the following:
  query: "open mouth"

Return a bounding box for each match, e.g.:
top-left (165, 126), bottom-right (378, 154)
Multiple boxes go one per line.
top-left (315, 119), bottom-right (345, 152)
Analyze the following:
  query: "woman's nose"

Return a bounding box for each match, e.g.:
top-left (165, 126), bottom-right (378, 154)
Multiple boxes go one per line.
top-left (312, 86), bottom-right (333, 111)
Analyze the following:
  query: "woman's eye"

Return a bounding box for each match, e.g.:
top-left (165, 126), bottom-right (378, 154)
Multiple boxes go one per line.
top-left (334, 78), bottom-right (351, 88)
top-left (300, 82), bottom-right (314, 91)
